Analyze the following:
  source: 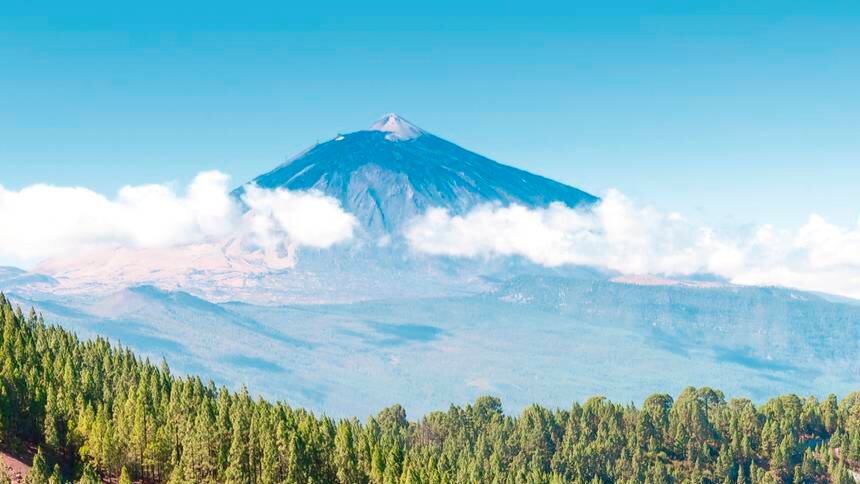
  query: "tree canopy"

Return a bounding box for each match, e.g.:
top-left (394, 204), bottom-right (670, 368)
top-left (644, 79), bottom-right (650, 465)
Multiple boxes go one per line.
top-left (1, 292), bottom-right (859, 483)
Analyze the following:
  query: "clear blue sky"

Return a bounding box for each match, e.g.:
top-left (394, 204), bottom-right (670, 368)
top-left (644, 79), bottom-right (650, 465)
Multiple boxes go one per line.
top-left (1, 0), bottom-right (858, 227)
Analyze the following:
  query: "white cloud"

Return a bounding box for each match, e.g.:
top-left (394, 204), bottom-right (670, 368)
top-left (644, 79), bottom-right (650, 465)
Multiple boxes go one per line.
top-left (405, 189), bottom-right (860, 299)
top-left (240, 185), bottom-right (358, 250)
top-left (795, 214), bottom-right (860, 268)
top-left (405, 190), bottom-right (731, 274)
top-left (5, 172), bottom-right (860, 300)
top-left (0, 172), bottom-right (356, 268)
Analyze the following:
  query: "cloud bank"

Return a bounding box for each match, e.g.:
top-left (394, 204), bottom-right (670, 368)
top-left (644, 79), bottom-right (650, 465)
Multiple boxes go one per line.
top-left (405, 190), bottom-right (860, 299)
top-left (3, 173), bottom-right (859, 300)
top-left (0, 171), bottom-right (357, 267)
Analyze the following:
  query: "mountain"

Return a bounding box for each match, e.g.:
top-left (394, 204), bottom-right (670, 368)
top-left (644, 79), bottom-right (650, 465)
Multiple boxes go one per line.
top-left (235, 113), bottom-right (598, 233)
top-left (7, 113), bottom-right (860, 417)
top-left (0, 266), bottom-right (57, 290)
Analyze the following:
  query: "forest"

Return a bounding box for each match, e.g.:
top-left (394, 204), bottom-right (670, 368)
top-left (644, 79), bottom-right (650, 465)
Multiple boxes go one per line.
top-left (1, 292), bottom-right (859, 483)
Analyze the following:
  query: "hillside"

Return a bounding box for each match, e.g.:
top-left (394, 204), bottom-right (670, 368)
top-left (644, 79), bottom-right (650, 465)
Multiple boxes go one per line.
top-left (6, 276), bottom-right (860, 418)
top-left (2, 292), bottom-right (860, 483)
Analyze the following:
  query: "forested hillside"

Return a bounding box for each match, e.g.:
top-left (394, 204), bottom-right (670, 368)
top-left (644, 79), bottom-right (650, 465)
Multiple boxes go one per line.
top-left (1, 293), bottom-right (859, 484)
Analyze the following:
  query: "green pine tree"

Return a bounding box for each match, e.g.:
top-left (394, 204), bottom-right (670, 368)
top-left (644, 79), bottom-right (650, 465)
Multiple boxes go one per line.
top-left (118, 466), bottom-right (132, 484)
top-left (26, 448), bottom-right (51, 484)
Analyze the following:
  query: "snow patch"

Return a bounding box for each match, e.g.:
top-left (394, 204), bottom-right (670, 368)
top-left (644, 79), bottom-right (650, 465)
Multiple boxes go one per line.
top-left (368, 113), bottom-right (424, 141)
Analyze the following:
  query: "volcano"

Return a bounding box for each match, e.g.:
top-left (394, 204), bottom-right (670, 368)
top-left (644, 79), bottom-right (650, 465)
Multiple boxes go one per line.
top-left (236, 113), bottom-right (597, 234)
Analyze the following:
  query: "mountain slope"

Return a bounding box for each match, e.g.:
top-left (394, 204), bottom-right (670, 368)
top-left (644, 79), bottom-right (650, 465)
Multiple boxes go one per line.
top-left (236, 114), bottom-right (598, 233)
top-left (11, 276), bottom-right (860, 417)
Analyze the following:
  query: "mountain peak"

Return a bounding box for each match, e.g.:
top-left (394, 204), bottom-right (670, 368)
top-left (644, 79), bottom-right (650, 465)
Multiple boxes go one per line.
top-left (241, 112), bottom-right (598, 234)
top-left (368, 113), bottom-right (424, 141)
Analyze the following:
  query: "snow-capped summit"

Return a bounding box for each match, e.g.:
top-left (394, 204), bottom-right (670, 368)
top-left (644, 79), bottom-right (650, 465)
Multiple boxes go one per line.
top-left (367, 113), bottom-right (424, 141)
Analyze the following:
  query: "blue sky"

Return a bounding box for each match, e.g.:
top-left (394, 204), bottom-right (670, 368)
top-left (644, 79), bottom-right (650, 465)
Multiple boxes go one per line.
top-left (1, 0), bottom-right (858, 227)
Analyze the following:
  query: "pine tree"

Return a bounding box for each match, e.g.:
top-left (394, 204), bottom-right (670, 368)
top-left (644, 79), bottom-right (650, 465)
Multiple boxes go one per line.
top-left (258, 413), bottom-right (279, 484)
top-left (43, 389), bottom-right (62, 452)
top-left (335, 421), bottom-right (361, 484)
top-left (800, 447), bottom-right (816, 478)
top-left (225, 402), bottom-right (251, 484)
top-left (735, 464), bottom-right (746, 484)
top-left (119, 466), bottom-right (132, 484)
top-left (370, 444), bottom-right (385, 484)
top-left (383, 446), bottom-right (402, 484)
top-left (131, 378), bottom-right (151, 478)
top-left (76, 464), bottom-right (100, 484)
top-left (48, 464), bottom-right (62, 484)
top-left (285, 433), bottom-right (304, 484)
top-left (26, 448), bottom-right (50, 484)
